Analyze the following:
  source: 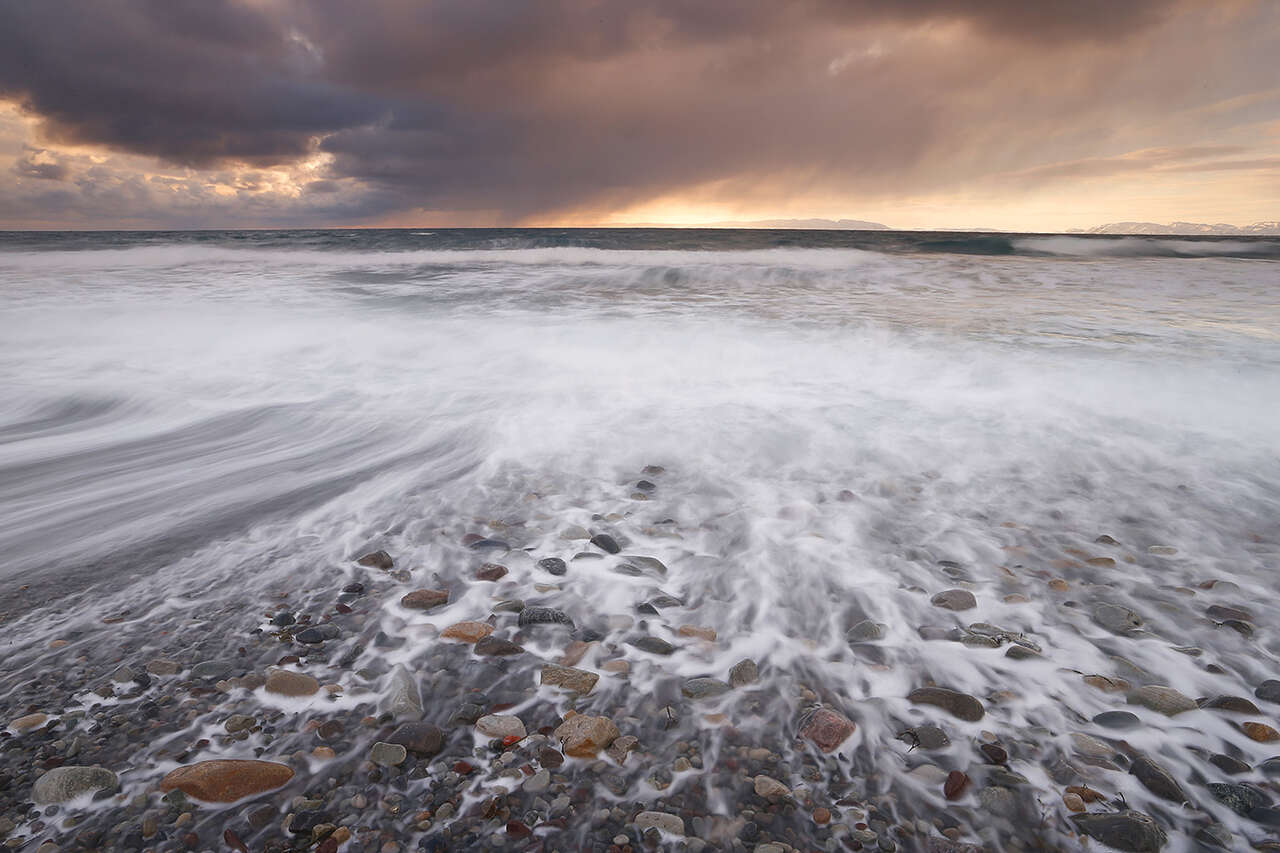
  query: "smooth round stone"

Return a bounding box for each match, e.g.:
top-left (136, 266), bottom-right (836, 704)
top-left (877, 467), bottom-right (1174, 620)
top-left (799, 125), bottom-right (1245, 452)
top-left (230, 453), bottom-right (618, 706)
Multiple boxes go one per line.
top-left (930, 589), bottom-right (976, 611)
top-left (264, 670), bottom-right (319, 697)
top-left (476, 715), bottom-right (526, 739)
top-left (32, 766), bottom-right (118, 804)
top-left (537, 557), bottom-right (567, 576)
top-left (517, 607), bottom-right (573, 628)
top-left (590, 533), bottom-right (621, 554)
top-left (847, 620), bottom-right (887, 642)
top-left (191, 660), bottom-right (235, 680)
top-left (369, 742), bottom-right (407, 767)
top-left (1092, 711), bottom-right (1140, 729)
top-left (294, 624), bottom-right (341, 644)
top-left (160, 760), bottom-right (294, 803)
top-left (270, 611), bottom-right (296, 627)
top-left (681, 678), bottom-right (731, 700)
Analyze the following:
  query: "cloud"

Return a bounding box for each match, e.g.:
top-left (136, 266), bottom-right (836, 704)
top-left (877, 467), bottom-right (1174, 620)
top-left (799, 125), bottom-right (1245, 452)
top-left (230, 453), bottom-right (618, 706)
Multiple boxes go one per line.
top-left (0, 0), bottom-right (1275, 227)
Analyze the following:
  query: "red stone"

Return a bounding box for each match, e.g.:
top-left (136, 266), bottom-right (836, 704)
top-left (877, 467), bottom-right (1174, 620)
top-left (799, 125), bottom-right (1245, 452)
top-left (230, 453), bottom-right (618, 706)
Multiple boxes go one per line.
top-left (800, 707), bottom-right (856, 753)
top-left (507, 819), bottom-right (532, 838)
top-left (944, 770), bottom-right (970, 801)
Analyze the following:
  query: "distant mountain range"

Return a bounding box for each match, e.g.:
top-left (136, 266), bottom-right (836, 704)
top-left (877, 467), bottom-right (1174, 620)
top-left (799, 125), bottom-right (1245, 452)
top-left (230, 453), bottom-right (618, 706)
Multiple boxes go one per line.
top-left (702, 218), bottom-right (889, 230)
top-left (1068, 221), bottom-right (1280, 235)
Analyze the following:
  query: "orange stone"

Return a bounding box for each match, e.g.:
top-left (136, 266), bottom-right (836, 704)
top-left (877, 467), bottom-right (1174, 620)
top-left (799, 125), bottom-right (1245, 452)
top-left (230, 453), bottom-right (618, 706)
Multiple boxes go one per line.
top-left (400, 589), bottom-right (449, 610)
top-left (1048, 578), bottom-right (1069, 591)
top-left (678, 625), bottom-right (717, 641)
top-left (440, 621), bottom-right (493, 643)
top-left (159, 760), bottom-right (294, 803)
top-left (553, 714), bottom-right (619, 758)
top-left (1242, 722), bottom-right (1280, 742)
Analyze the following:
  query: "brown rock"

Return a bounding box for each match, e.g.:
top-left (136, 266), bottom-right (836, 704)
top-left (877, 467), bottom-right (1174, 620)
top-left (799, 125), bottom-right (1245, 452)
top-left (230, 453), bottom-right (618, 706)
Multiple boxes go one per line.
top-left (540, 664), bottom-right (599, 695)
top-left (475, 563), bottom-right (508, 581)
top-left (264, 670), bottom-right (319, 698)
top-left (678, 625), bottom-right (717, 641)
top-left (1242, 721), bottom-right (1280, 742)
top-left (606, 735), bottom-right (639, 764)
top-left (944, 770), bottom-right (970, 801)
top-left (1083, 674), bottom-right (1131, 693)
top-left (553, 713), bottom-right (619, 757)
top-left (9, 712), bottom-right (48, 733)
top-left (1086, 557), bottom-right (1116, 567)
top-left (441, 621), bottom-right (493, 643)
top-left (1066, 785), bottom-right (1107, 803)
top-left (159, 760), bottom-right (294, 803)
top-left (800, 707), bottom-right (856, 752)
top-left (400, 589), bottom-right (449, 610)
top-left (1063, 792), bottom-right (1086, 812)
top-left (813, 807), bottom-right (831, 825)
top-left (1048, 578), bottom-right (1069, 592)
top-left (907, 687), bottom-right (985, 722)
top-left (356, 550), bottom-right (394, 569)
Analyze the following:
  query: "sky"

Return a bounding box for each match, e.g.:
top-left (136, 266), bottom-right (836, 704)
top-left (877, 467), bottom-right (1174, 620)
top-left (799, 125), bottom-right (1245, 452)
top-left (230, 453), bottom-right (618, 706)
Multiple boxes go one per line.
top-left (0, 0), bottom-right (1277, 231)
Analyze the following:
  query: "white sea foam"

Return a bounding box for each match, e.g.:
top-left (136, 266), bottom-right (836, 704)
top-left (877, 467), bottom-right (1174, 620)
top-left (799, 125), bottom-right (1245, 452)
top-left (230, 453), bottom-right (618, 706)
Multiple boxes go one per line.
top-left (1, 241), bottom-right (1278, 848)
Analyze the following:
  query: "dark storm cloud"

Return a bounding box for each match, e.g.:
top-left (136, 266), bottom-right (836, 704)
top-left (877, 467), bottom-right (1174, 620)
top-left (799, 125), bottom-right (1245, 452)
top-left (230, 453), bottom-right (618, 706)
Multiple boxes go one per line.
top-left (0, 0), bottom-right (1269, 224)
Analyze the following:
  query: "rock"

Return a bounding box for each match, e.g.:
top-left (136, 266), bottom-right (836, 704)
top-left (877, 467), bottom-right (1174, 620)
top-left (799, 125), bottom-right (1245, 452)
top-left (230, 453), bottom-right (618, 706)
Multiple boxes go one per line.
top-left (441, 621), bottom-right (494, 643)
top-left (1206, 604), bottom-right (1251, 621)
top-left (1083, 674), bottom-right (1131, 693)
top-left (931, 590), bottom-right (976, 611)
top-left (553, 713), bottom-right (619, 757)
top-left (1063, 792), bottom-right (1086, 812)
top-left (898, 724), bottom-right (951, 751)
top-left (476, 714), bottom-right (526, 739)
top-left (800, 707), bottom-right (856, 752)
top-left (146, 659), bottom-right (181, 676)
top-left (1202, 695), bottom-right (1261, 714)
top-left (32, 766), bottom-right (118, 804)
top-left (159, 760), bottom-right (294, 803)
top-left (907, 687), bottom-right (985, 721)
top-left (678, 625), bottom-right (716, 641)
top-left (474, 636), bottom-right (523, 656)
top-left (1087, 556), bottom-right (1117, 567)
top-left (1130, 755), bottom-right (1187, 802)
top-left (191, 660), bottom-right (235, 680)
top-left (681, 678), bottom-right (731, 700)
top-left (980, 742), bottom-right (1007, 763)
top-left (270, 611), bottom-right (295, 627)
top-left (754, 775), bottom-right (790, 798)
top-left (224, 714), bottom-right (255, 733)
top-left (387, 722), bottom-right (444, 757)
top-left (357, 550), bottom-right (394, 569)
top-left (1096, 534), bottom-right (1120, 545)
top-left (1193, 824), bottom-right (1233, 849)
top-left (590, 533), bottom-right (621, 554)
top-left (537, 557), bottom-right (567, 575)
top-left (1148, 545), bottom-right (1177, 556)
top-left (475, 563), bottom-right (508, 581)
top-left (10, 712), bottom-right (48, 733)
top-left (468, 538), bottom-right (509, 551)
top-left (1070, 811), bottom-right (1167, 852)
top-left (400, 589), bottom-right (448, 610)
top-left (517, 606), bottom-right (573, 628)
top-left (541, 664), bottom-right (599, 694)
top-left (264, 669), bottom-right (319, 697)
top-left (944, 770), bottom-right (970, 801)
top-left (1260, 757), bottom-right (1280, 775)
top-left (1207, 782), bottom-right (1270, 816)
top-left (1210, 753), bottom-right (1251, 774)
top-left (1093, 604), bottom-right (1144, 635)
top-left (729, 658), bottom-right (759, 686)
top-left (1093, 711), bottom-right (1141, 729)
top-left (1242, 722), bottom-right (1280, 742)
top-left (1256, 680), bottom-right (1280, 703)
top-left (607, 734), bottom-right (639, 763)
top-left (623, 555), bottom-right (669, 575)
top-left (384, 666), bottom-right (423, 719)
top-left (369, 742), bottom-right (407, 767)
top-left (293, 624), bottom-right (339, 644)
top-left (631, 636), bottom-right (675, 655)
top-left (634, 811), bottom-right (684, 836)
top-left (523, 768), bottom-right (550, 792)
top-left (1126, 685), bottom-right (1197, 716)
top-left (847, 620), bottom-right (887, 642)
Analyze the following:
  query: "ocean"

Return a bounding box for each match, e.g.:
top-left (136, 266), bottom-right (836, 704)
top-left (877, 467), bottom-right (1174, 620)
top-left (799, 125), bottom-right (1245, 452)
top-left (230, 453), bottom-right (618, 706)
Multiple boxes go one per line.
top-left (1, 228), bottom-right (1279, 850)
